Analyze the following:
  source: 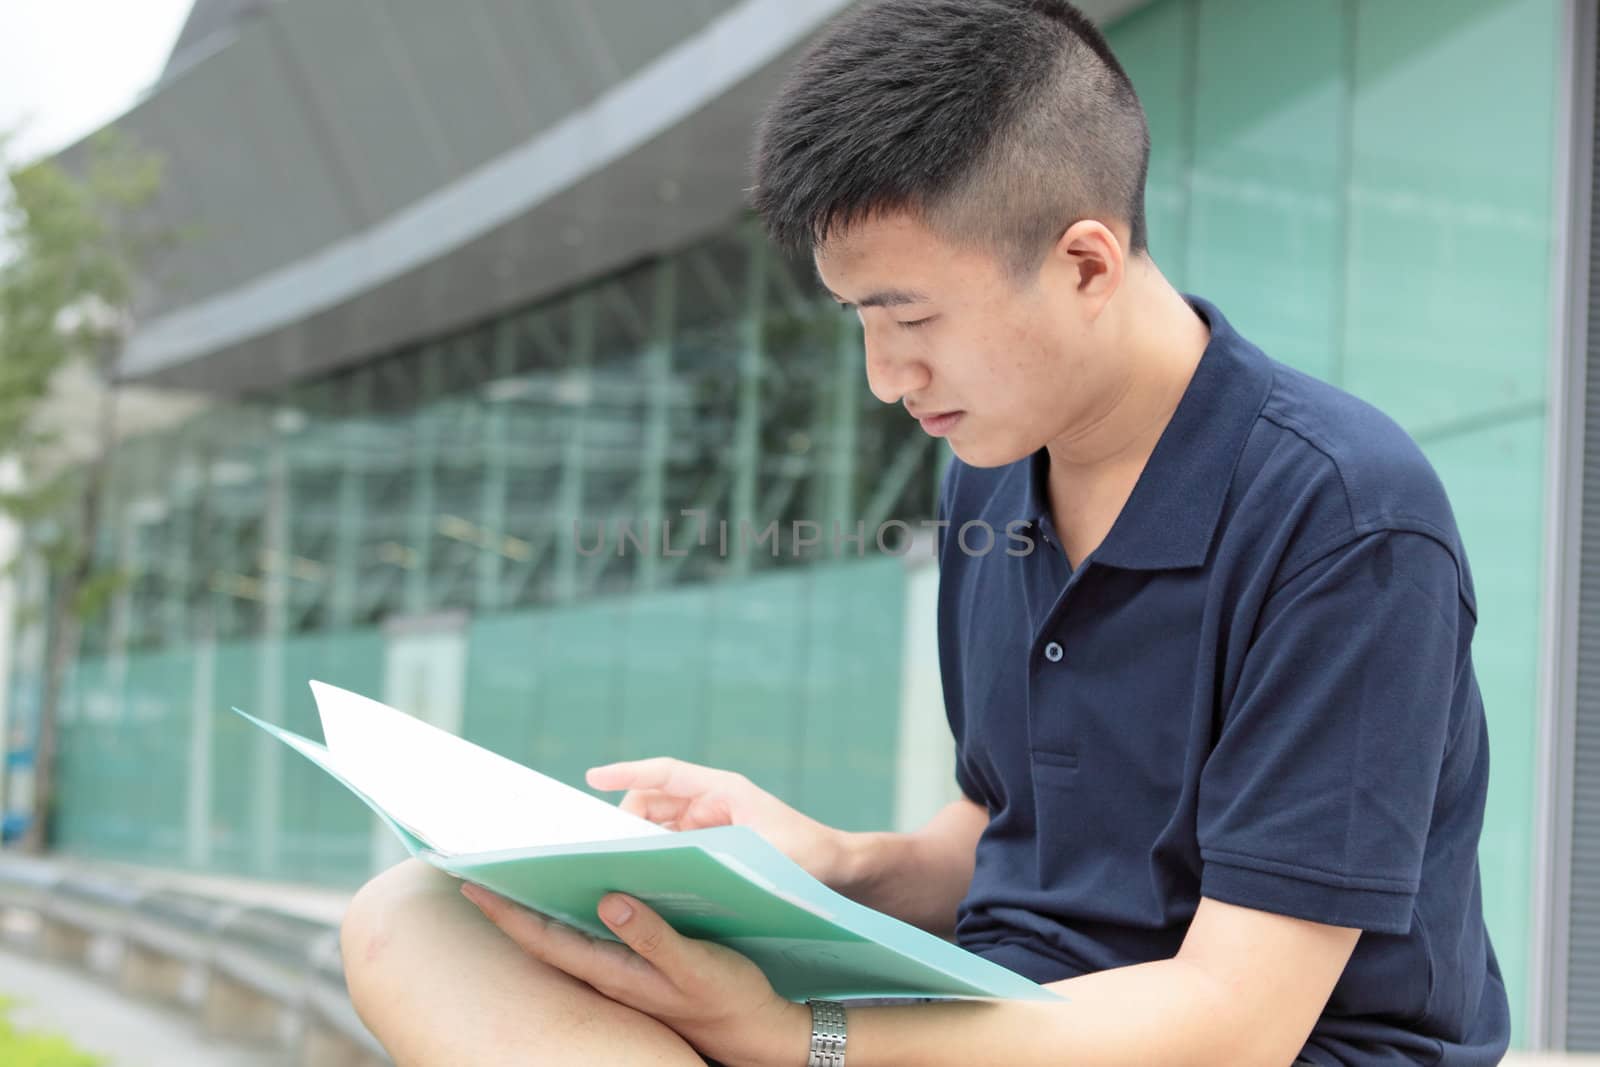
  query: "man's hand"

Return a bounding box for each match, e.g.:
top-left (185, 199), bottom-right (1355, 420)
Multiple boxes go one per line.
top-left (592, 758), bottom-right (988, 935)
top-left (588, 757), bottom-right (850, 885)
top-left (462, 883), bottom-right (809, 1067)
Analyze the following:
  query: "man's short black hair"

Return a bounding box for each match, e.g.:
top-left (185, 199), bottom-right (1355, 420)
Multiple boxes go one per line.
top-left (751, 0), bottom-right (1151, 276)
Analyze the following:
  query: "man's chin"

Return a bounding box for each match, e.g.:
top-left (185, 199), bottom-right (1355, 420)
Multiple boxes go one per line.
top-left (946, 435), bottom-right (1032, 470)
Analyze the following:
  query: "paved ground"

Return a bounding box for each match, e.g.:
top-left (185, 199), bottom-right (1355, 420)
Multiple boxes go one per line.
top-left (0, 946), bottom-right (292, 1067)
top-left (6, 935), bottom-right (1600, 1067)
top-left (5, 863), bottom-right (1600, 1067)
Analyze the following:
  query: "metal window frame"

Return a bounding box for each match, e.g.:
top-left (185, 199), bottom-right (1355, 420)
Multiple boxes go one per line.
top-left (1532, 0), bottom-right (1597, 1047)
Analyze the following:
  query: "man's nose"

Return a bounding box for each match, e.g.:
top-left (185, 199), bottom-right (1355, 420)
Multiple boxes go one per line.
top-left (863, 330), bottom-right (931, 405)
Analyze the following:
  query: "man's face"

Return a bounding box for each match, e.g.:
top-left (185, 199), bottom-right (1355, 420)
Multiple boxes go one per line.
top-left (813, 212), bottom-right (1103, 468)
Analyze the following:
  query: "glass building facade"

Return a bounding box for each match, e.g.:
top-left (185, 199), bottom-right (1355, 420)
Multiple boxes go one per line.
top-left (1, 0), bottom-right (1570, 1047)
top-left (19, 221), bottom-right (940, 880)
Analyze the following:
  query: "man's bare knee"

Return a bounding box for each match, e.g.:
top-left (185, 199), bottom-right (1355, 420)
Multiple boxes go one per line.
top-left (341, 860), bottom-right (463, 993)
top-left (337, 860), bottom-right (707, 1065)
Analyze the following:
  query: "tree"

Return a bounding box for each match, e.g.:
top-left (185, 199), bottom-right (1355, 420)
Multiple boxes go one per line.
top-left (0, 129), bottom-right (171, 852)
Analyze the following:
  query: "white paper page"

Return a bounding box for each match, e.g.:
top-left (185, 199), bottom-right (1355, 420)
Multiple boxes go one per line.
top-left (308, 680), bottom-right (664, 855)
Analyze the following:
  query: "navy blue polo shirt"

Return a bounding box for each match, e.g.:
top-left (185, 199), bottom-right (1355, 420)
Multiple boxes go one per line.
top-left (936, 296), bottom-right (1509, 1065)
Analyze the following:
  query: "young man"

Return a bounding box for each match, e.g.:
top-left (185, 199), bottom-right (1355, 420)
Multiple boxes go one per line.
top-left (339, 1), bottom-right (1509, 1063)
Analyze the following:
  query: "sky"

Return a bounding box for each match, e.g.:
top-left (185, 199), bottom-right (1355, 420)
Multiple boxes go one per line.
top-left (0, 0), bottom-right (195, 167)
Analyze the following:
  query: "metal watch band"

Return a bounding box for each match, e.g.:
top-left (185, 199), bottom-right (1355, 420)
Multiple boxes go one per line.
top-left (807, 998), bottom-right (848, 1067)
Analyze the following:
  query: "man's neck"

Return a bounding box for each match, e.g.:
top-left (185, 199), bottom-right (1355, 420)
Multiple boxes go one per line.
top-left (1043, 274), bottom-right (1211, 567)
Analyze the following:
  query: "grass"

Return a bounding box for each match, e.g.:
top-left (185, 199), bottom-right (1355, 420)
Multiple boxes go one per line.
top-left (0, 995), bottom-right (104, 1067)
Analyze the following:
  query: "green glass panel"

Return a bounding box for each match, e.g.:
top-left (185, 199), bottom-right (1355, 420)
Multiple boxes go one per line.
top-left (1342, 0), bottom-right (1560, 434)
top-left (1187, 0), bottom-right (1344, 381)
top-left (463, 611), bottom-right (543, 769)
top-left (460, 562), bottom-right (908, 833)
top-left (1111, 0), bottom-right (1193, 278)
top-left (794, 559), bottom-right (905, 832)
top-left (53, 656), bottom-right (124, 859)
top-left (120, 649), bottom-right (194, 867)
top-left (534, 599), bottom-right (630, 790)
top-left (51, 658), bottom-right (92, 854)
top-left (614, 584), bottom-right (713, 768)
top-left (701, 572), bottom-right (807, 804)
top-left (209, 639), bottom-right (263, 875)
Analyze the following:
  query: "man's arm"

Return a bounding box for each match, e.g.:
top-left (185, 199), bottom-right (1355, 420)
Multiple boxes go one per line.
top-left (832, 896), bottom-right (1359, 1067)
top-left (830, 796), bottom-right (988, 937)
top-left (467, 883), bottom-right (1361, 1067)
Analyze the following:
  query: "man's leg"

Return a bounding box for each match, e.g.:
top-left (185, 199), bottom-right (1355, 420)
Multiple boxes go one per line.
top-left (341, 859), bottom-right (707, 1066)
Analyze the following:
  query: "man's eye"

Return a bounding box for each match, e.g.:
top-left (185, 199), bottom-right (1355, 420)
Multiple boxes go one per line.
top-left (898, 317), bottom-right (934, 329)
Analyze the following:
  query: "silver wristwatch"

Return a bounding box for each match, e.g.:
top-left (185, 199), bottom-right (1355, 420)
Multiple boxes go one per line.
top-left (807, 998), bottom-right (848, 1067)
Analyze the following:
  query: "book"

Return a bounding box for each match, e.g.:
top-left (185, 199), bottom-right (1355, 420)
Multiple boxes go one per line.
top-left (232, 680), bottom-right (1059, 1003)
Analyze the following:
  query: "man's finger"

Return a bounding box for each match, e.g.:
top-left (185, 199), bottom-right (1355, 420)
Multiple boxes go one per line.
top-left (461, 884), bottom-right (644, 984)
top-left (598, 893), bottom-right (696, 986)
top-left (587, 757), bottom-right (722, 796)
top-left (619, 789), bottom-right (689, 824)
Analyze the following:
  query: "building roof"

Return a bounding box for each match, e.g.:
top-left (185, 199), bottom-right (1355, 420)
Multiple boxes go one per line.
top-left (63, 0), bottom-right (1148, 394)
top-left (159, 0), bottom-right (281, 85)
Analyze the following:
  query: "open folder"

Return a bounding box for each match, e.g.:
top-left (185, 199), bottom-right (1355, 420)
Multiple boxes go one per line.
top-left (232, 680), bottom-right (1058, 1003)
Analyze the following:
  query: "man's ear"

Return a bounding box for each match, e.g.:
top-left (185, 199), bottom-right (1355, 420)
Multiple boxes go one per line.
top-left (1045, 219), bottom-right (1124, 316)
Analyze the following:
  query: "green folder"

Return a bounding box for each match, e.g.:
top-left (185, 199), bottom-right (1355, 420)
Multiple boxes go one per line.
top-left (232, 681), bottom-right (1058, 1003)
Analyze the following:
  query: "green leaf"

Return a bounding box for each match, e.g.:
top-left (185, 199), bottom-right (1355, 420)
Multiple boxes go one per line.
top-left (72, 568), bottom-right (129, 620)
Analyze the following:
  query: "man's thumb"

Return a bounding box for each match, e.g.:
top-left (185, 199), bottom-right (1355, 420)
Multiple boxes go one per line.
top-left (601, 893), bottom-right (675, 965)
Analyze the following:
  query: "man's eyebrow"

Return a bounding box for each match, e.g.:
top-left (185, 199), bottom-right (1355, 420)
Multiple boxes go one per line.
top-left (810, 262), bottom-right (932, 308)
top-left (819, 285), bottom-right (931, 308)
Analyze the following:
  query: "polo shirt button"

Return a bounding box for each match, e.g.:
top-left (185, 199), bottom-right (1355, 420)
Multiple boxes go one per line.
top-left (1044, 641), bottom-right (1064, 663)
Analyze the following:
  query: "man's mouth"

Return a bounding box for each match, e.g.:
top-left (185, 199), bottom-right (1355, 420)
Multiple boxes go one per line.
top-left (913, 410), bottom-right (963, 437)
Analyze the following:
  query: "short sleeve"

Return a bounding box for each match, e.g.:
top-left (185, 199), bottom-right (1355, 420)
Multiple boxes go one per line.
top-left (1196, 530), bottom-right (1467, 934)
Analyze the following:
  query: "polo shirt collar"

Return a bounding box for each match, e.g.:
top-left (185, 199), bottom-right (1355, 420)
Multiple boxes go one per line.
top-left (1021, 294), bottom-right (1274, 572)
